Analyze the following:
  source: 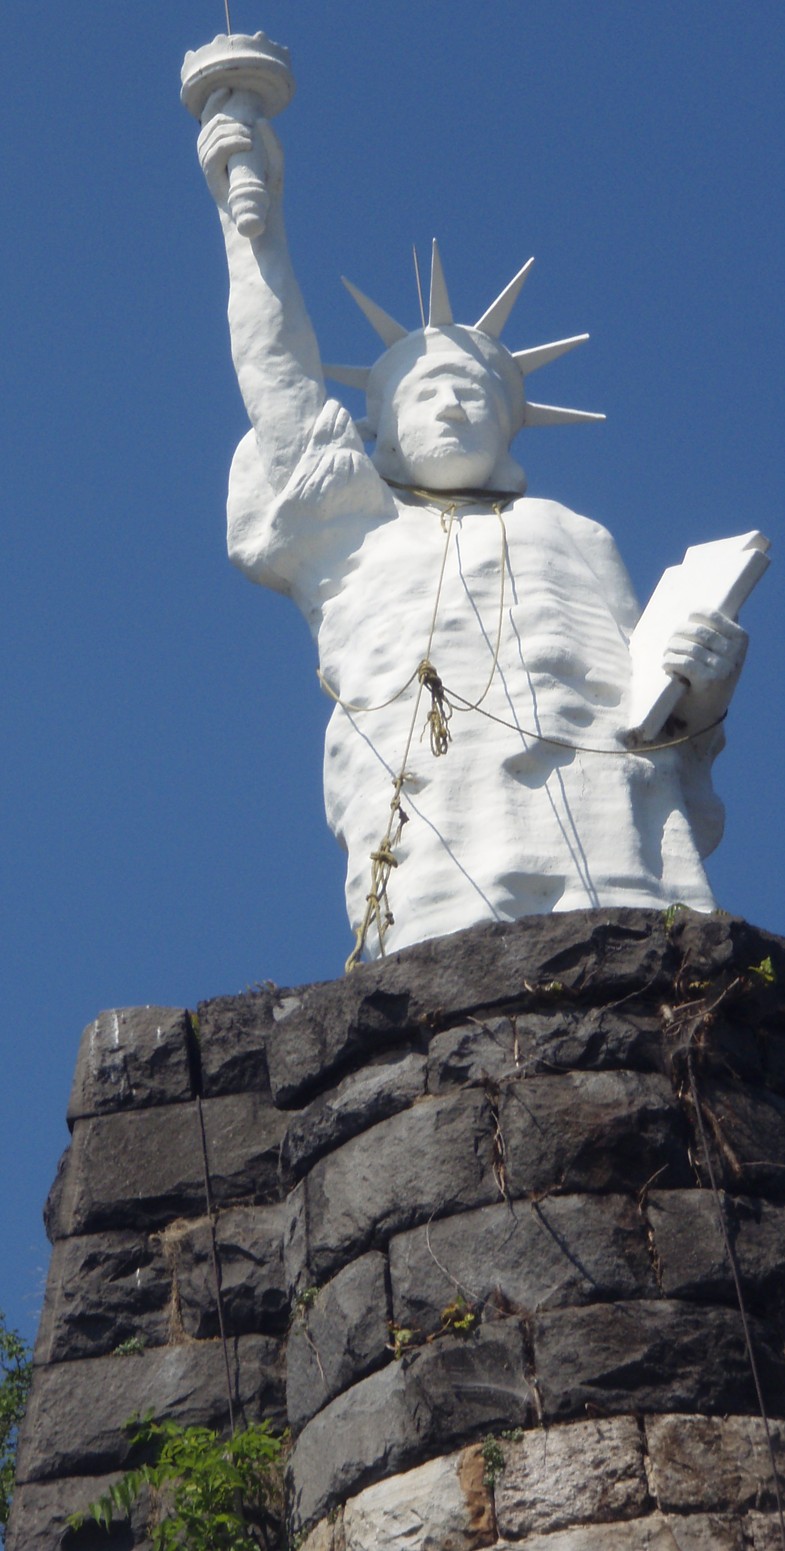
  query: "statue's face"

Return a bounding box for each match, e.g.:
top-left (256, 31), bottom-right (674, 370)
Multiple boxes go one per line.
top-left (372, 352), bottom-right (512, 490)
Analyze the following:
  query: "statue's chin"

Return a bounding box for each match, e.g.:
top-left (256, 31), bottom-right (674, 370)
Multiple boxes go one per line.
top-left (373, 444), bottom-right (497, 492)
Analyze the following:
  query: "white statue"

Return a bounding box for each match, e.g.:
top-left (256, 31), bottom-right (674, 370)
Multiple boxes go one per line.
top-left (182, 33), bottom-right (767, 966)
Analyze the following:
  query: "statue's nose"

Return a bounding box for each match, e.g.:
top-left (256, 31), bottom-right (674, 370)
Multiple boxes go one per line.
top-left (435, 395), bottom-right (468, 423)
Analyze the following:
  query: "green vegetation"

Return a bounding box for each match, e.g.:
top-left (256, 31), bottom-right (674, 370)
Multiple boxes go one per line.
top-left (0, 1314), bottom-right (32, 1537)
top-left (69, 1416), bottom-right (286, 1550)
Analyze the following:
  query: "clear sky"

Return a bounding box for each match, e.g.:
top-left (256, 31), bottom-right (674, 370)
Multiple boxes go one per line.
top-left (2, 1), bottom-right (783, 1348)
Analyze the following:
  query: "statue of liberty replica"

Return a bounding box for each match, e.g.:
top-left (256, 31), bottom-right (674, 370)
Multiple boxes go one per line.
top-left (182, 29), bottom-right (767, 968)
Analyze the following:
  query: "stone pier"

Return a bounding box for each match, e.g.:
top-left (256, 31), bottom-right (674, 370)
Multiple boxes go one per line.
top-left (8, 909), bottom-right (785, 1549)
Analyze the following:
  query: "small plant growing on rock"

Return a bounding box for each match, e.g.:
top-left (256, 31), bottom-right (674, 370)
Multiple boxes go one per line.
top-left (480, 1434), bottom-right (506, 1488)
top-left (387, 1323), bottom-right (417, 1360)
top-left (112, 1336), bottom-right (145, 1357)
top-left (439, 1295), bottom-right (478, 1337)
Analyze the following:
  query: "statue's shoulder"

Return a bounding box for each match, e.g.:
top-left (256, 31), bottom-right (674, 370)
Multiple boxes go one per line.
top-left (516, 494), bottom-right (617, 546)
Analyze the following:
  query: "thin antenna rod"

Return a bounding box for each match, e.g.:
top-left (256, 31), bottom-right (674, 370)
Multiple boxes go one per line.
top-left (224, 1), bottom-right (233, 35)
top-left (412, 245), bottom-right (426, 328)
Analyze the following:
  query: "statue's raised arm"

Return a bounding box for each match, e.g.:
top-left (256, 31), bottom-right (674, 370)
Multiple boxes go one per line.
top-left (182, 34), bottom-right (326, 493)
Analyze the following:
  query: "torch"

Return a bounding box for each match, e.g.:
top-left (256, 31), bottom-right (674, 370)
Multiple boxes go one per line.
top-left (181, 29), bottom-right (295, 239)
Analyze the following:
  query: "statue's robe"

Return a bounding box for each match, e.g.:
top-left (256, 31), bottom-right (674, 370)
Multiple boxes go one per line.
top-left (227, 401), bottom-right (722, 957)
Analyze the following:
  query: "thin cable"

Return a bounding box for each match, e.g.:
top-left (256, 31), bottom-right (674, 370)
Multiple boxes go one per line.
top-left (223, 0), bottom-right (233, 34)
top-left (685, 1033), bottom-right (785, 1545)
top-left (446, 690), bottom-right (728, 756)
top-left (195, 1095), bottom-right (236, 1435)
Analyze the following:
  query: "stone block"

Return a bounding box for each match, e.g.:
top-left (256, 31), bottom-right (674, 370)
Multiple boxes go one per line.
top-left (16, 1334), bottom-right (284, 1483)
top-left (426, 1005), bottom-right (666, 1092)
top-left (644, 1413), bottom-right (785, 1514)
top-left (289, 1321), bottom-right (529, 1532)
top-left (195, 987), bottom-right (281, 1097)
top-left (342, 1443), bottom-right (494, 1550)
top-left (533, 1301), bottom-right (785, 1422)
top-left (287, 1251), bottom-right (390, 1431)
top-left (695, 1081), bottom-right (785, 1198)
top-left (648, 1190), bottom-right (785, 1308)
top-left (494, 1415), bottom-right (647, 1538)
top-left (34, 1231), bottom-right (172, 1365)
top-left (281, 1051), bottom-right (427, 1182)
top-left (50, 1093), bottom-right (288, 1237)
top-left (267, 910), bottom-right (676, 1104)
top-left (282, 1090), bottom-right (498, 1290)
top-left (493, 1514), bottom-right (743, 1549)
top-left (389, 1194), bottom-right (654, 1335)
top-left (499, 1070), bottom-right (692, 1196)
top-left (5, 1473), bottom-right (148, 1551)
top-left (172, 1202), bottom-right (289, 1339)
top-left (67, 1006), bottom-right (194, 1125)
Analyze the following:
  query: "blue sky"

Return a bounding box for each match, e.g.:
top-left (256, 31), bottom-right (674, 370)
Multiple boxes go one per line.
top-left (2, 1), bottom-right (783, 1347)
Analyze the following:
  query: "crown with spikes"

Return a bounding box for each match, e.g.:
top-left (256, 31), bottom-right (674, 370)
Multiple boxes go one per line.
top-left (325, 238), bottom-right (604, 434)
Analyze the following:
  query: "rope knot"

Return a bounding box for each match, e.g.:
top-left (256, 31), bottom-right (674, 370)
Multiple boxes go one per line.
top-left (418, 658), bottom-right (453, 757)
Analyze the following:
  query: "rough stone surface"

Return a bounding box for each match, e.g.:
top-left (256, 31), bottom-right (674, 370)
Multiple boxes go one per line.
top-left (172, 1202), bottom-right (289, 1338)
top-left (494, 1416), bottom-right (647, 1537)
top-left (196, 987), bottom-right (280, 1097)
top-left (266, 911), bottom-right (678, 1104)
top-left (533, 1302), bottom-right (785, 1421)
top-left (283, 1090), bottom-right (498, 1290)
top-left (498, 1070), bottom-right (692, 1196)
top-left (67, 1006), bottom-right (194, 1124)
top-left (5, 1474), bottom-right (148, 1551)
top-left (33, 1231), bottom-right (172, 1364)
top-left (492, 1516), bottom-right (743, 1549)
top-left (16, 1335), bottom-right (284, 1483)
top-left (342, 1445), bottom-right (494, 1550)
top-left (645, 1413), bottom-right (785, 1513)
top-left (50, 1092), bottom-right (288, 1237)
top-left (390, 1194), bottom-right (654, 1336)
top-left (646, 1189), bottom-right (785, 1311)
top-left (281, 1051), bottom-right (427, 1182)
top-left (289, 1322), bottom-right (528, 1532)
top-left (426, 1005), bottom-right (666, 1092)
top-left (287, 1251), bottom-right (390, 1431)
top-left (696, 1080), bottom-right (785, 1199)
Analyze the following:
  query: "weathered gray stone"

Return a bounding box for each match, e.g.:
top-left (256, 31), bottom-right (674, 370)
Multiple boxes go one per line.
top-left (342, 1444), bottom-right (494, 1550)
top-left (67, 1006), bottom-right (194, 1125)
top-left (645, 1413), bottom-right (785, 1513)
top-left (267, 910), bottom-right (677, 1105)
top-left (281, 1052), bottom-right (427, 1182)
top-left (16, 1334), bottom-right (284, 1483)
top-left (283, 1090), bottom-right (498, 1291)
top-left (34, 1231), bottom-right (172, 1365)
top-left (5, 1473), bottom-right (149, 1551)
top-left (299, 1519), bottom-right (346, 1551)
top-left (494, 1416), bottom-right (647, 1537)
top-left (50, 1093), bottom-right (288, 1237)
top-left (426, 1006), bottom-right (665, 1092)
top-left (172, 1202), bottom-right (289, 1339)
top-left (694, 1080), bottom-right (785, 1198)
top-left (499, 1070), bottom-right (692, 1196)
top-left (648, 1190), bottom-right (785, 1307)
top-left (287, 1252), bottom-right (390, 1431)
top-left (493, 1515), bottom-right (743, 1549)
top-left (533, 1302), bottom-right (785, 1422)
top-left (196, 987), bottom-right (281, 1098)
top-left (389, 1194), bottom-right (655, 1335)
top-left (289, 1322), bottom-right (529, 1532)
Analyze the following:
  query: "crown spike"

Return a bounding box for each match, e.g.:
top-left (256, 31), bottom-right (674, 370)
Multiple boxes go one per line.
top-left (514, 334), bottom-right (589, 378)
top-left (323, 363), bottom-right (372, 390)
top-left (428, 239), bottom-right (454, 327)
top-left (341, 277), bottom-right (408, 347)
top-left (524, 401), bottom-right (605, 427)
top-left (474, 258), bottom-right (535, 337)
